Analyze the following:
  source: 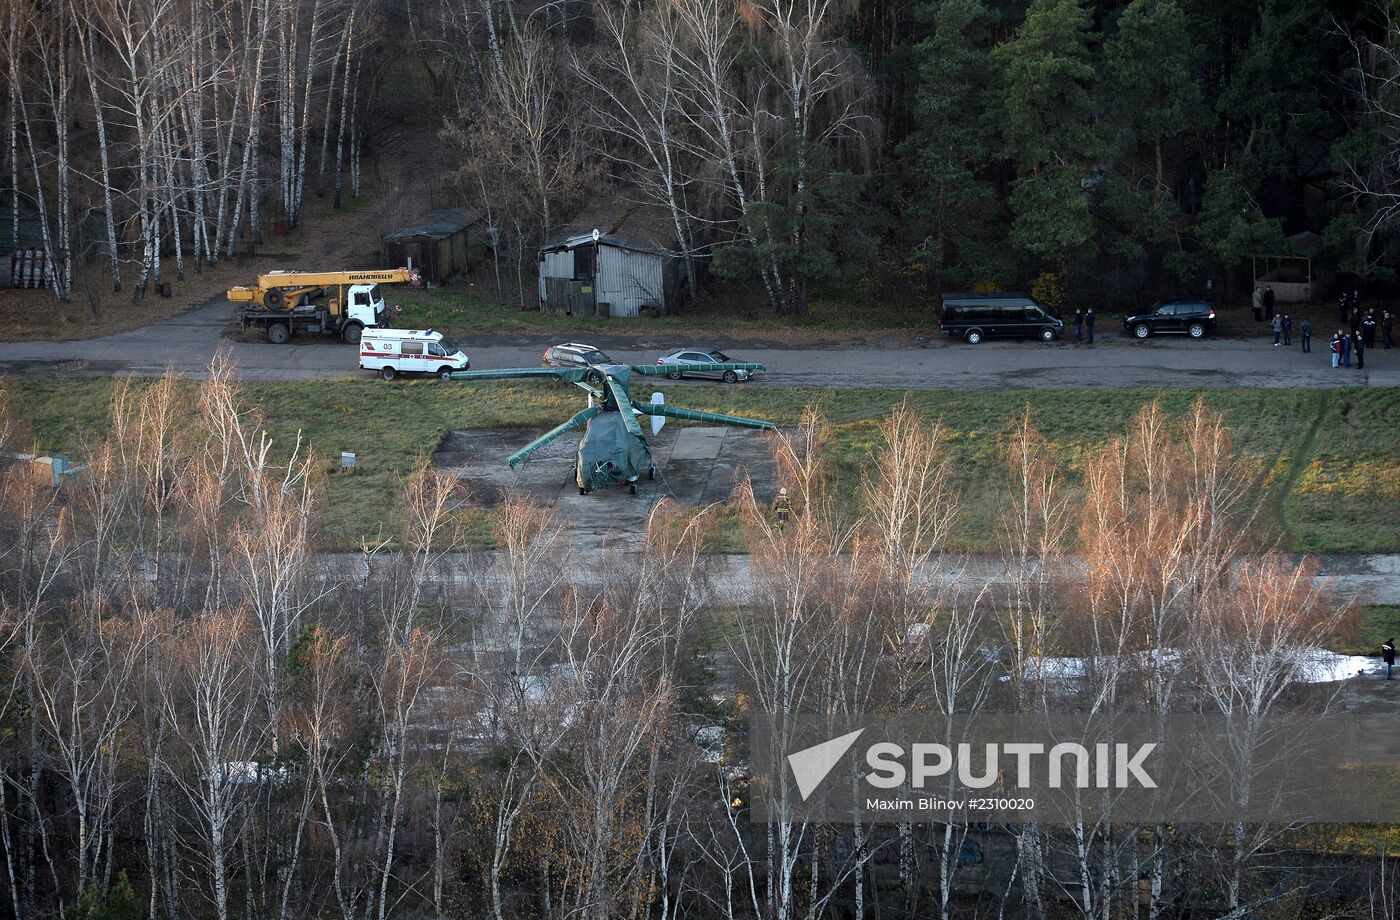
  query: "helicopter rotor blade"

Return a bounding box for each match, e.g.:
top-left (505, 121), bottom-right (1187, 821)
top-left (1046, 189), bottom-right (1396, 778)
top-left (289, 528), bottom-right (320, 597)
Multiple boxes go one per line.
top-left (630, 362), bottom-right (766, 377)
top-left (448, 367), bottom-right (590, 383)
top-left (508, 405), bottom-right (601, 468)
top-left (606, 376), bottom-right (645, 437)
top-left (632, 402), bottom-right (775, 431)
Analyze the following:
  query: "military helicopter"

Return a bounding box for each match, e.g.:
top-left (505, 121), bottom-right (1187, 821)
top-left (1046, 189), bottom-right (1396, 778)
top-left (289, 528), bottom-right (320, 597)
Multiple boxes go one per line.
top-left (448, 361), bottom-right (774, 494)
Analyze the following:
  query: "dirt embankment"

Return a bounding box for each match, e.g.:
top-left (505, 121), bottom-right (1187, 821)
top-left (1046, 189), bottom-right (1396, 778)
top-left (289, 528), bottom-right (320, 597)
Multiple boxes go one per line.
top-left (0, 147), bottom-right (429, 343)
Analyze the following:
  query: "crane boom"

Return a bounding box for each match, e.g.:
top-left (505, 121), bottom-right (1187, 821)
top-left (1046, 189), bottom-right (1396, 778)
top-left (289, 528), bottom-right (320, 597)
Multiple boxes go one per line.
top-left (229, 266), bottom-right (420, 344)
top-left (227, 267), bottom-right (420, 305)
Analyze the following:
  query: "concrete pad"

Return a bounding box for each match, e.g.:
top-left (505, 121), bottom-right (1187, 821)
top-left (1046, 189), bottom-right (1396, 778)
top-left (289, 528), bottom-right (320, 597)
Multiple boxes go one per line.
top-left (668, 427), bottom-right (727, 461)
top-left (432, 428), bottom-right (578, 506)
top-left (433, 423), bottom-right (777, 553)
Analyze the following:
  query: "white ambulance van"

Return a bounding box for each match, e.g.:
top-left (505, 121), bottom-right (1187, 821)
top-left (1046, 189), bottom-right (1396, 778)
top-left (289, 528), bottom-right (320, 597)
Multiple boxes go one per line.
top-left (359, 329), bottom-right (470, 380)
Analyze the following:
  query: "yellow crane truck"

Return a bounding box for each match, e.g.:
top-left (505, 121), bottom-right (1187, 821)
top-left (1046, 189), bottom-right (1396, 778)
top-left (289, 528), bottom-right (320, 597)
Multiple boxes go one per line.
top-left (228, 267), bottom-right (421, 344)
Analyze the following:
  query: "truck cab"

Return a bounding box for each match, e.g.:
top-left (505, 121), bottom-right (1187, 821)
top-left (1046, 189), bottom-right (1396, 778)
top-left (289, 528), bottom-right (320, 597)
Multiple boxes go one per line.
top-left (341, 284), bottom-right (391, 335)
top-left (291, 282), bottom-right (391, 340)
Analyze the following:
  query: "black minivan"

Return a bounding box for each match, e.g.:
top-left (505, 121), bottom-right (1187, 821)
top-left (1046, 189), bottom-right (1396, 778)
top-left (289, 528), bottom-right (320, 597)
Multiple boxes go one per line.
top-left (940, 293), bottom-right (1064, 344)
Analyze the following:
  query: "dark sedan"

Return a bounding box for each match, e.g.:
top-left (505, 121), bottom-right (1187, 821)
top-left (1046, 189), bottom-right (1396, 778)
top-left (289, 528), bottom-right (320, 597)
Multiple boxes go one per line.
top-left (1123, 300), bottom-right (1217, 339)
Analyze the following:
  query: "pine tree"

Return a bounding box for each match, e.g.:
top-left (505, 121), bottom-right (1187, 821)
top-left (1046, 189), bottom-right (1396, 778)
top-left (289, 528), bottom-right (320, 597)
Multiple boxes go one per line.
top-left (69, 872), bottom-right (141, 920)
top-left (1098, 0), bottom-right (1206, 281)
top-left (1104, 0), bottom-right (1203, 191)
top-left (991, 0), bottom-right (1103, 265)
top-left (899, 0), bottom-right (1008, 291)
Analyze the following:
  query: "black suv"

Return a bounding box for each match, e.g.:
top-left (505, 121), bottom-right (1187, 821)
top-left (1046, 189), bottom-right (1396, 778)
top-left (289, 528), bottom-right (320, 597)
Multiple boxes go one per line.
top-left (940, 293), bottom-right (1064, 344)
top-left (1123, 300), bottom-right (1216, 339)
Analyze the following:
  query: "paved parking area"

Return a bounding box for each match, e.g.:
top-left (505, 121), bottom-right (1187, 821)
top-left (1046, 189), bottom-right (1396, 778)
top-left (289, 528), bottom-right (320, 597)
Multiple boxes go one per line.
top-left (3, 298), bottom-right (1398, 388)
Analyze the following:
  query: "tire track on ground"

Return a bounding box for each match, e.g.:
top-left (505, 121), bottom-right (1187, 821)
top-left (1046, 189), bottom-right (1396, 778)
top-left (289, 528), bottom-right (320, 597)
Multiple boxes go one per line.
top-left (1274, 389), bottom-right (1333, 546)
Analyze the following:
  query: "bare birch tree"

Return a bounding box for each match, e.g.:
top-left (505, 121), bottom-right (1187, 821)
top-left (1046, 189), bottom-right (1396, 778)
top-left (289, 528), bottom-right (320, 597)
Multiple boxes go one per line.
top-left (574, 0), bottom-right (701, 305)
top-left (163, 608), bottom-right (268, 920)
top-left (1191, 558), bottom-right (1345, 914)
top-left (997, 408), bottom-right (1072, 918)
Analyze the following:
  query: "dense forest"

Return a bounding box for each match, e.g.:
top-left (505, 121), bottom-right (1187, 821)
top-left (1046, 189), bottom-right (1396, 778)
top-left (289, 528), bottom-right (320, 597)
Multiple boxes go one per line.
top-left (4, 0), bottom-right (1400, 313)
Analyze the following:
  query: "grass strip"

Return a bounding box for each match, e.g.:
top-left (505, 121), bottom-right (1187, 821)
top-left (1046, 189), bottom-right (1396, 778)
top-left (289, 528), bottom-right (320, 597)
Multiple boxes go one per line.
top-left (8, 377), bottom-right (1394, 555)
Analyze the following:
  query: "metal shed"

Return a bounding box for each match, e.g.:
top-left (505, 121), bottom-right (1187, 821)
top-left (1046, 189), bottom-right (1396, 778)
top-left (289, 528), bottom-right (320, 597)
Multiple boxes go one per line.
top-left (537, 230), bottom-right (670, 318)
top-left (383, 208), bottom-right (480, 286)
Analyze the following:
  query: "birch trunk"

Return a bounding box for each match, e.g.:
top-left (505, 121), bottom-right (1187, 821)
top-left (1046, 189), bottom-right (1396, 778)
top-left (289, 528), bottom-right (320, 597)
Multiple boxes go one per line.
top-left (78, 17), bottom-right (121, 290)
top-left (5, 6), bottom-right (15, 257)
top-left (349, 56), bottom-right (362, 199)
top-left (227, 0), bottom-right (272, 259)
top-left (290, 0), bottom-right (323, 226)
top-left (162, 119), bottom-right (186, 280)
top-left (12, 54), bottom-right (62, 302)
top-left (215, 0), bottom-right (258, 259)
top-left (317, 12), bottom-right (344, 196)
top-left (332, 9), bottom-right (356, 210)
top-left (51, 0), bottom-right (73, 301)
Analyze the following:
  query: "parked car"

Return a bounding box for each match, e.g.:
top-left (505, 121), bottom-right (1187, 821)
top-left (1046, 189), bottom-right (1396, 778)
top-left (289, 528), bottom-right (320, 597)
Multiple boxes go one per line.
top-left (1123, 300), bottom-right (1217, 339)
top-left (940, 293), bottom-right (1063, 344)
top-left (360, 329), bottom-right (469, 380)
top-left (656, 349), bottom-right (761, 383)
top-left (542, 342), bottom-right (615, 368)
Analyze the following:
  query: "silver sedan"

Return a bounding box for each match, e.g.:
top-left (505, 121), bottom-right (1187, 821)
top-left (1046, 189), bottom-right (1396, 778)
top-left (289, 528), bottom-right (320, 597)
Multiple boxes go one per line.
top-left (656, 349), bottom-right (761, 383)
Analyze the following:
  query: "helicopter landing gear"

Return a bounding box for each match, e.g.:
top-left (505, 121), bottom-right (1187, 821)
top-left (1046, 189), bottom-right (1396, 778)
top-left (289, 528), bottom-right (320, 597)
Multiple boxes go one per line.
top-left (629, 482), bottom-right (638, 495)
top-left (579, 487), bottom-right (588, 495)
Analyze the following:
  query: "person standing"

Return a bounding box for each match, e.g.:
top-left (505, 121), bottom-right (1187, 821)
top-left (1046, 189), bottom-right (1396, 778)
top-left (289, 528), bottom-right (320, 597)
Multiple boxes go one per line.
top-left (1384, 311), bottom-right (1394, 349)
top-left (1331, 332), bottom-right (1342, 368)
top-left (772, 487), bottom-right (792, 528)
top-left (1363, 310), bottom-right (1378, 348)
top-left (1300, 317), bottom-right (1312, 353)
top-left (1339, 290), bottom-right (1351, 324)
top-left (1342, 330), bottom-right (1353, 367)
top-left (1253, 285), bottom-right (1265, 322)
top-left (1282, 313), bottom-right (1292, 346)
top-left (1073, 308), bottom-right (1083, 342)
top-left (1264, 286), bottom-right (1276, 320)
top-left (1384, 638), bottom-right (1396, 681)
top-left (1085, 308), bottom-right (1095, 344)
top-left (1354, 331), bottom-right (1365, 370)
top-left (1271, 312), bottom-right (1282, 346)
top-left (1350, 306), bottom-right (1361, 335)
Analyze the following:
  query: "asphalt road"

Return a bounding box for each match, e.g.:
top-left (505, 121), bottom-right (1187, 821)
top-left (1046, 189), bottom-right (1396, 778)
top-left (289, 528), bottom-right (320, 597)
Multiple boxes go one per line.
top-left (2, 298), bottom-right (1397, 389)
top-left (420, 551), bottom-right (1400, 608)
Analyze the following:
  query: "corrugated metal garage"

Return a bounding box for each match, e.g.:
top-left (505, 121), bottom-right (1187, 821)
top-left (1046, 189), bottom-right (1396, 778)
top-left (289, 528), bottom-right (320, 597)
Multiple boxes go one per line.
top-left (537, 232), bottom-right (671, 318)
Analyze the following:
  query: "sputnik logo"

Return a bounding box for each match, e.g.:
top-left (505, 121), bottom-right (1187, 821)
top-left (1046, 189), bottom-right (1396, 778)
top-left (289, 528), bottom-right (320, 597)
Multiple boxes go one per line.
top-left (788, 729), bottom-right (864, 801)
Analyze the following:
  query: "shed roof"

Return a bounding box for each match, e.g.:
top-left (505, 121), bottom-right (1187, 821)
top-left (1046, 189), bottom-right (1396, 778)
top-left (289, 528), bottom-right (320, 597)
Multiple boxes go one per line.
top-left (541, 231), bottom-right (668, 257)
top-left (383, 208), bottom-right (479, 242)
top-left (541, 193), bottom-right (677, 256)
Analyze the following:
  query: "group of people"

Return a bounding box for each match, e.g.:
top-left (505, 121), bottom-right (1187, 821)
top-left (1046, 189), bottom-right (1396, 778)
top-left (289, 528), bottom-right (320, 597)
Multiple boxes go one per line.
top-left (1337, 292), bottom-right (1392, 347)
top-left (1327, 290), bottom-right (1392, 369)
top-left (1256, 286), bottom-right (1393, 370)
top-left (1072, 308), bottom-right (1095, 343)
top-left (1328, 328), bottom-right (1371, 368)
top-left (1269, 312), bottom-right (1302, 347)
